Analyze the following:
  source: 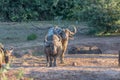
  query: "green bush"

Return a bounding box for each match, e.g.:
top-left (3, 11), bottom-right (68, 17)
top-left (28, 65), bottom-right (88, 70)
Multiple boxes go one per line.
top-left (0, 0), bottom-right (120, 35)
top-left (61, 0), bottom-right (120, 35)
top-left (27, 33), bottom-right (37, 41)
top-left (75, 0), bottom-right (120, 35)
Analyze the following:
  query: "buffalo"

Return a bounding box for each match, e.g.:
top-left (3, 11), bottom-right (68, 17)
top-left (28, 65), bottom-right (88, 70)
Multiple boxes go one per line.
top-left (44, 26), bottom-right (77, 67)
top-left (44, 34), bottom-right (62, 67)
top-left (0, 44), bottom-right (13, 69)
top-left (55, 26), bottom-right (77, 63)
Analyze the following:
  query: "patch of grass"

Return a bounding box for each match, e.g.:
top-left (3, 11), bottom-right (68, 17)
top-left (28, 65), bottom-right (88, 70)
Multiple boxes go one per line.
top-left (32, 52), bottom-right (44, 56)
top-left (96, 32), bottom-right (120, 37)
top-left (27, 33), bottom-right (37, 41)
top-left (0, 69), bottom-right (8, 80)
top-left (16, 69), bottom-right (24, 80)
top-left (0, 63), bottom-right (33, 80)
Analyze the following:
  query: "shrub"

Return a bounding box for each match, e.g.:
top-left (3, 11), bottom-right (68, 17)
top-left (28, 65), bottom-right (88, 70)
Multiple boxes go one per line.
top-left (27, 33), bottom-right (37, 41)
top-left (65, 0), bottom-right (120, 35)
top-left (78, 0), bottom-right (120, 34)
top-left (16, 69), bottom-right (24, 80)
top-left (0, 0), bottom-right (120, 35)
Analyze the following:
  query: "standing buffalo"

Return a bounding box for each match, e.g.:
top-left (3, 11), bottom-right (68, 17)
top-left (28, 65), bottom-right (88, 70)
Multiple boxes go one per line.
top-left (44, 26), bottom-right (77, 66)
top-left (0, 44), bottom-right (13, 69)
top-left (57, 26), bottom-right (77, 63)
top-left (44, 34), bottom-right (62, 67)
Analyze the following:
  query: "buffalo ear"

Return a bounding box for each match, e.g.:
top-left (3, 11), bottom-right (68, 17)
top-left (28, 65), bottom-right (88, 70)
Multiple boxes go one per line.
top-left (6, 48), bottom-right (14, 56)
top-left (9, 47), bottom-right (14, 53)
top-left (9, 49), bottom-right (13, 53)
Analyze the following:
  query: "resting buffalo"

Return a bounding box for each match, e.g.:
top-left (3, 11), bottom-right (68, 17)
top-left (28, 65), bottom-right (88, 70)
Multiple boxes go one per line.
top-left (44, 34), bottom-right (62, 67)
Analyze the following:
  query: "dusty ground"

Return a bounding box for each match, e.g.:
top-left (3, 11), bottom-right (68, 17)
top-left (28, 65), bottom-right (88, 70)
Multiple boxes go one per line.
top-left (4, 54), bottom-right (120, 80)
top-left (0, 22), bottom-right (120, 80)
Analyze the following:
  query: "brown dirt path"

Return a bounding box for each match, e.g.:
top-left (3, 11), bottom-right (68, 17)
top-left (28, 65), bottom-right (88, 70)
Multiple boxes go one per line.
top-left (7, 54), bottom-right (120, 80)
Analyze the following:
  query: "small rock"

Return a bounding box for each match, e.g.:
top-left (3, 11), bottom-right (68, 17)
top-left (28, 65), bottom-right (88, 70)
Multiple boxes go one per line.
top-left (72, 62), bottom-right (77, 66)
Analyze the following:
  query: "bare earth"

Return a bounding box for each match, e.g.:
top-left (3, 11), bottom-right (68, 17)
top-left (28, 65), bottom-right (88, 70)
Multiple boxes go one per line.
top-left (5, 36), bottom-right (120, 80)
top-left (0, 22), bottom-right (120, 80)
top-left (6, 53), bottom-right (120, 80)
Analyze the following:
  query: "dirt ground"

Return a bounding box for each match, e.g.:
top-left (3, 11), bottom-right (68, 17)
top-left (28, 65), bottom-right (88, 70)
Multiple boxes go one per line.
top-left (4, 54), bottom-right (120, 80)
top-left (0, 22), bottom-right (120, 80)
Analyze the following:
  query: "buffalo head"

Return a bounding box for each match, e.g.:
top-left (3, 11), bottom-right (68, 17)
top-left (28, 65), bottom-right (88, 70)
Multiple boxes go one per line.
top-left (44, 34), bottom-right (62, 47)
top-left (61, 26), bottom-right (77, 40)
top-left (4, 48), bottom-right (13, 64)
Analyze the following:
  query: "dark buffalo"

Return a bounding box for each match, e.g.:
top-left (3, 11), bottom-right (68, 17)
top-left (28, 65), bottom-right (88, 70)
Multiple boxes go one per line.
top-left (44, 34), bottom-right (62, 67)
top-left (0, 47), bottom-right (13, 68)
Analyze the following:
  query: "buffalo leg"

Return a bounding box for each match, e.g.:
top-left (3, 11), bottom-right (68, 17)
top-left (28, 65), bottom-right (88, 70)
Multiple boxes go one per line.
top-left (60, 48), bottom-right (66, 64)
top-left (49, 56), bottom-right (53, 67)
top-left (53, 57), bottom-right (57, 67)
top-left (60, 42), bottom-right (67, 64)
top-left (46, 55), bottom-right (49, 67)
top-left (0, 64), bottom-right (1, 68)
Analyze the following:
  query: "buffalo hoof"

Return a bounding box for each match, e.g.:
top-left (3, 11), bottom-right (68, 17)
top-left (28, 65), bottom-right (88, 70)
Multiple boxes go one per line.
top-left (49, 64), bottom-right (52, 67)
top-left (46, 63), bottom-right (49, 67)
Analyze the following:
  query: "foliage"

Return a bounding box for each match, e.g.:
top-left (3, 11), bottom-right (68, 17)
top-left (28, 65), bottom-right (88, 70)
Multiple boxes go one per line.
top-left (0, 0), bottom-right (120, 34)
top-left (0, 68), bottom-right (8, 80)
top-left (0, 68), bottom-right (33, 80)
top-left (71, 0), bottom-right (120, 34)
top-left (16, 69), bottom-right (24, 79)
top-left (27, 33), bottom-right (37, 41)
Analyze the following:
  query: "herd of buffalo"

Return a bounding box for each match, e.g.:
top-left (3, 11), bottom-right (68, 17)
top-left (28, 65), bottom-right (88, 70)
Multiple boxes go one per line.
top-left (0, 26), bottom-right (77, 70)
top-left (44, 26), bottom-right (77, 67)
